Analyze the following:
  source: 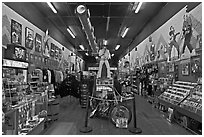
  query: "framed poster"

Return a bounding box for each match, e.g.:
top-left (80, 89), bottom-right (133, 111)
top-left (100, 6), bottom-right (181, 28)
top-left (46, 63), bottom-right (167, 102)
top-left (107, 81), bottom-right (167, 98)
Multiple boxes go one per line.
top-left (182, 63), bottom-right (190, 76)
top-left (35, 33), bottom-right (42, 52)
top-left (191, 57), bottom-right (201, 75)
top-left (55, 47), bottom-right (59, 60)
top-left (25, 27), bottom-right (34, 49)
top-left (168, 62), bottom-right (174, 72)
top-left (59, 49), bottom-right (62, 61)
top-left (50, 43), bottom-right (55, 57)
top-left (11, 19), bottom-right (22, 45)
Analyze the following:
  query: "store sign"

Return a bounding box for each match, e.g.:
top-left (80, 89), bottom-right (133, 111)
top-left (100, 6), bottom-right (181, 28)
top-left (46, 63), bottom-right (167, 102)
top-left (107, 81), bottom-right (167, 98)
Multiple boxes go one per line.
top-left (3, 59), bottom-right (28, 68)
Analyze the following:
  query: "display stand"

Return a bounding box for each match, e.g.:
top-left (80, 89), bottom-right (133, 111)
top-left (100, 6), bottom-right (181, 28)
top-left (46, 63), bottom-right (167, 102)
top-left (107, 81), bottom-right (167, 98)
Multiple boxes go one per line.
top-left (128, 94), bottom-right (142, 134)
top-left (79, 93), bottom-right (92, 133)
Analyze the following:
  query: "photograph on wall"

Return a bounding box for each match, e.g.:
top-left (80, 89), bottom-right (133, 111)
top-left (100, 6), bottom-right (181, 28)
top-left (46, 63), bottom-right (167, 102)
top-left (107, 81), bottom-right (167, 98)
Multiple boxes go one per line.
top-left (25, 27), bottom-right (34, 49)
top-left (182, 63), bottom-right (190, 75)
top-left (55, 47), bottom-right (59, 60)
top-left (35, 33), bottom-right (42, 52)
top-left (191, 57), bottom-right (201, 75)
top-left (168, 62), bottom-right (175, 72)
top-left (11, 19), bottom-right (22, 45)
top-left (50, 43), bottom-right (55, 57)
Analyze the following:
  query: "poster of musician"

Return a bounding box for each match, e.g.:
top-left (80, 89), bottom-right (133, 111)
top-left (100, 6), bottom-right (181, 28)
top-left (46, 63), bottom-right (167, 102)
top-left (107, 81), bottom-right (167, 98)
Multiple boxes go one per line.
top-left (35, 33), bottom-right (42, 52)
top-left (25, 27), bottom-right (34, 49)
top-left (11, 19), bottom-right (22, 45)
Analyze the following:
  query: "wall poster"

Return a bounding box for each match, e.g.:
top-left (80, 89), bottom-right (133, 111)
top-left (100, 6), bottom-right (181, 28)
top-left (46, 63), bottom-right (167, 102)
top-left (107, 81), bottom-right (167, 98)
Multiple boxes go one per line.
top-left (35, 33), bottom-right (42, 52)
top-left (25, 27), bottom-right (34, 49)
top-left (11, 19), bottom-right (22, 45)
top-left (182, 63), bottom-right (190, 75)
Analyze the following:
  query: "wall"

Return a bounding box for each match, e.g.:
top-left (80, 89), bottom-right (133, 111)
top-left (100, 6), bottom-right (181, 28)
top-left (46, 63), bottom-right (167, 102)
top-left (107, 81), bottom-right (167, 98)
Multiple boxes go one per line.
top-left (120, 3), bottom-right (201, 67)
top-left (119, 3), bottom-right (202, 83)
top-left (120, 2), bottom-right (201, 59)
top-left (2, 3), bottom-right (84, 72)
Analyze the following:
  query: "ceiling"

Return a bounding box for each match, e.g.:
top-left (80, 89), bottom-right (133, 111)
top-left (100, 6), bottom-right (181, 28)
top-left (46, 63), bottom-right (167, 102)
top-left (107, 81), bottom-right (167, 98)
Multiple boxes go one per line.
top-left (33, 2), bottom-right (167, 65)
top-left (4, 2), bottom-right (201, 66)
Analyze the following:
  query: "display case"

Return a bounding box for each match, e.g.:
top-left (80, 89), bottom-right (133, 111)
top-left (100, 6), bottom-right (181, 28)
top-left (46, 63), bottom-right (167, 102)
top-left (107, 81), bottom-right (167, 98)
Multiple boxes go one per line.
top-left (2, 60), bottom-right (29, 112)
top-left (2, 93), bottom-right (47, 135)
top-left (158, 81), bottom-right (196, 105)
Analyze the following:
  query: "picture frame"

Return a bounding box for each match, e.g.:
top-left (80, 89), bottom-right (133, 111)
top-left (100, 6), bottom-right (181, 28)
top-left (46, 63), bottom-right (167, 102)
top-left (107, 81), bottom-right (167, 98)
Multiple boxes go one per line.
top-left (35, 33), bottom-right (42, 52)
top-left (182, 63), bottom-right (190, 76)
top-left (25, 27), bottom-right (34, 49)
top-left (11, 19), bottom-right (22, 45)
top-left (168, 62), bottom-right (175, 72)
top-left (50, 43), bottom-right (55, 57)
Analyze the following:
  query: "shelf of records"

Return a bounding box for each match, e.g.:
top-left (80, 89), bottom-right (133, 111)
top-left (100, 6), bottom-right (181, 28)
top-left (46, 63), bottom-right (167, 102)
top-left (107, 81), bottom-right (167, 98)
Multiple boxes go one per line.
top-left (158, 80), bottom-right (202, 122)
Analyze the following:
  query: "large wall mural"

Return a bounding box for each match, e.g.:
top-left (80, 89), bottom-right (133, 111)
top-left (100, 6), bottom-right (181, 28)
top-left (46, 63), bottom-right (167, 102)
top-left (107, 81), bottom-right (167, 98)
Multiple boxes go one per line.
top-left (121, 4), bottom-right (202, 68)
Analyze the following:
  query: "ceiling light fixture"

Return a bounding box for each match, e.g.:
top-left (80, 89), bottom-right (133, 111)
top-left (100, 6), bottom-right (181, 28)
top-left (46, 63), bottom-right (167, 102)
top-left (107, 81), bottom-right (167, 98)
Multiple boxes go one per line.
top-left (135, 2), bottom-right (143, 13)
top-left (121, 27), bottom-right (129, 38)
top-left (79, 45), bottom-right (85, 50)
top-left (115, 45), bottom-right (120, 50)
top-left (47, 2), bottom-right (57, 14)
top-left (76, 5), bottom-right (86, 14)
top-left (106, 17), bottom-right (110, 32)
top-left (67, 27), bottom-right (75, 38)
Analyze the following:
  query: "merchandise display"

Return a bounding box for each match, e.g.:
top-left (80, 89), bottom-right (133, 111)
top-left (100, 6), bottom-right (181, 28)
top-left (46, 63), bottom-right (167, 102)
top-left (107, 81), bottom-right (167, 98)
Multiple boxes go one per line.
top-left (158, 81), bottom-right (196, 105)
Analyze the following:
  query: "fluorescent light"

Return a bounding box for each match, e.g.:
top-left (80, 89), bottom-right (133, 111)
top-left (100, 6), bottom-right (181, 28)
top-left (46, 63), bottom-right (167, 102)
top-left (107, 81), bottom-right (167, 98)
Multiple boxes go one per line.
top-left (121, 27), bottom-right (129, 38)
top-left (85, 53), bottom-right (89, 56)
top-left (47, 2), bottom-right (57, 14)
top-left (135, 2), bottom-right (143, 13)
top-left (106, 17), bottom-right (110, 32)
top-left (115, 45), bottom-right (120, 50)
top-left (67, 28), bottom-right (75, 38)
top-left (111, 54), bottom-right (114, 57)
top-left (79, 45), bottom-right (85, 50)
